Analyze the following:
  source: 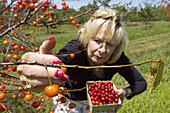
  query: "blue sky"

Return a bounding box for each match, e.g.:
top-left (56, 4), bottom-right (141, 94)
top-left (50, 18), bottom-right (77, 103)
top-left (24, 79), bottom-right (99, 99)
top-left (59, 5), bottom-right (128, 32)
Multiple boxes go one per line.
top-left (53, 0), bottom-right (160, 10)
top-left (7, 0), bottom-right (162, 9)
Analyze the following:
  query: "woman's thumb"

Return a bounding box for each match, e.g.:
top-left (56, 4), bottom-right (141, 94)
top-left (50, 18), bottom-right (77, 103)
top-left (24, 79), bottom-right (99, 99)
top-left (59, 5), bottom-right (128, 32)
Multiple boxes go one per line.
top-left (39, 36), bottom-right (56, 54)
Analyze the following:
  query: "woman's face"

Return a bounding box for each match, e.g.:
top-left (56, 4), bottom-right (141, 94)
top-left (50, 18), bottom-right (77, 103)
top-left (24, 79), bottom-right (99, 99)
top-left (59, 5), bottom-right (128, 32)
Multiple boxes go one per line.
top-left (87, 31), bottom-right (116, 65)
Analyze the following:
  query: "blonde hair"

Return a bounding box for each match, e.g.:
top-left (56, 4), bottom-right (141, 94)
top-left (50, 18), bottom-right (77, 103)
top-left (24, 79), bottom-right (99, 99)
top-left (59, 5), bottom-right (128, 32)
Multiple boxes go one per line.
top-left (77, 9), bottom-right (129, 64)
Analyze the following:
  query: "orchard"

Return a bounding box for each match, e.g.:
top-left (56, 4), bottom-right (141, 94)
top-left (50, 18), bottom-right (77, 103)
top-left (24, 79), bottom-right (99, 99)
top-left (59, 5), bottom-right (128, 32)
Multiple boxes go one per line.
top-left (0, 0), bottom-right (168, 113)
top-left (0, 0), bottom-right (112, 112)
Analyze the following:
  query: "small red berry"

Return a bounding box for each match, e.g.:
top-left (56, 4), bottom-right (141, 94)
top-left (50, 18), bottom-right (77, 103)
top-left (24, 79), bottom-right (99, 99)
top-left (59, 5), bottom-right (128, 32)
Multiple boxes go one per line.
top-left (32, 101), bottom-right (40, 108)
top-left (76, 24), bottom-right (80, 28)
top-left (70, 53), bottom-right (75, 58)
top-left (71, 21), bottom-right (76, 25)
top-left (52, 4), bottom-right (57, 9)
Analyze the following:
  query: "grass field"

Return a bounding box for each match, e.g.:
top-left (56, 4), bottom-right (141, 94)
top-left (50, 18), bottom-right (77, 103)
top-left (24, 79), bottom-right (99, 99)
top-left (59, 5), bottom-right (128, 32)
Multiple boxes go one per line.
top-left (115, 28), bottom-right (170, 112)
top-left (0, 21), bottom-right (170, 113)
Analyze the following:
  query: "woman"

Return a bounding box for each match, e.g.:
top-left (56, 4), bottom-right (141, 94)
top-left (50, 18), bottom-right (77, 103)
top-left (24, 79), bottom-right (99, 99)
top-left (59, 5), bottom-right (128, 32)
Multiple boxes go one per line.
top-left (17, 9), bottom-right (147, 113)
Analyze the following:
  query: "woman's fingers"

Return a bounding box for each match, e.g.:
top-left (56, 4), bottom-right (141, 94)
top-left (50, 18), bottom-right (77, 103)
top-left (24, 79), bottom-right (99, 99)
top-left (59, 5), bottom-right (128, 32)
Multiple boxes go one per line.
top-left (21, 52), bottom-right (59, 63)
top-left (17, 65), bottom-right (63, 79)
top-left (39, 37), bottom-right (56, 54)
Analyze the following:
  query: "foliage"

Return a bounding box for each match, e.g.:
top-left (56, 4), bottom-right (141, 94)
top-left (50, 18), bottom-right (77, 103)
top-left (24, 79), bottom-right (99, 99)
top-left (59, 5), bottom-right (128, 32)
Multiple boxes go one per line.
top-left (0, 0), bottom-right (169, 112)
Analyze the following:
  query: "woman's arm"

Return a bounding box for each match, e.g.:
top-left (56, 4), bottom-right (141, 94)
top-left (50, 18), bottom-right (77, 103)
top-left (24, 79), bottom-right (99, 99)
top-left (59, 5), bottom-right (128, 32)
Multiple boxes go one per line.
top-left (116, 52), bottom-right (147, 99)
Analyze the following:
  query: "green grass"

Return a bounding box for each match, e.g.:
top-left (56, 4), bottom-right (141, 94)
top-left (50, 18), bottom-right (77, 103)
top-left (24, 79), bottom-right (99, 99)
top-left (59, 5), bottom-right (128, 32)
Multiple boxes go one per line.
top-left (114, 32), bottom-right (170, 113)
top-left (19, 24), bottom-right (78, 52)
top-left (0, 21), bottom-right (170, 113)
top-left (126, 21), bottom-right (170, 40)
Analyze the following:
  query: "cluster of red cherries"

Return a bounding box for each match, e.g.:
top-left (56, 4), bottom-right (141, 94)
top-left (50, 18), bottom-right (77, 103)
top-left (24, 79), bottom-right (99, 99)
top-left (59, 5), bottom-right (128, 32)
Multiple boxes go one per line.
top-left (88, 81), bottom-right (119, 105)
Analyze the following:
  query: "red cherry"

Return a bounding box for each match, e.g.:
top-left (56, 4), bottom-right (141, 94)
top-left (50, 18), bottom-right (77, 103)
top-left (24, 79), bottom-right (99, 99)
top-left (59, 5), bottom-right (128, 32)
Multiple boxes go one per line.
top-left (71, 21), bottom-right (76, 25)
top-left (115, 94), bottom-right (119, 99)
top-left (44, 84), bottom-right (59, 97)
top-left (46, 19), bottom-right (50, 23)
top-left (91, 100), bottom-right (96, 105)
top-left (20, 46), bottom-right (26, 51)
top-left (115, 98), bottom-right (119, 103)
top-left (62, 6), bottom-right (67, 10)
top-left (25, 0), bottom-right (31, 4)
top-left (12, 67), bottom-right (17, 72)
top-left (60, 97), bottom-right (67, 103)
top-left (32, 101), bottom-right (40, 108)
top-left (62, 1), bottom-right (66, 6)
top-left (69, 103), bottom-right (76, 109)
top-left (7, 6), bottom-right (11, 9)
top-left (3, 59), bottom-right (9, 63)
top-left (70, 53), bottom-right (75, 58)
top-left (18, 92), bottom-right (26, 99)
top-left (0, 103), bottom-right (7, 112)
top-left (17, 0), bottom-right (22, 5)
top-left (52, 4), bottom-right (57, 9)
top-left (44, 4), bottom-right (49, 8)
top-left (34, 46), bottom-right (39, 51)
top-left (32, 0), bottom-right (38, 3)
top-left (76, 24), bottom-right (80, 28)
top-left (1, 74), bottom-right (6, 78)
top-left (25, 93), bottom-right (33, 101)
top-left (66, 5), bottom-right (69, 9)
top-left (41, 7), bottom-right (46, 11)
top-left (3, 65), bottom-right (8, 70)
top-left (29, 7), bottom-right (35, 11)
top-left (0, 85), bottom-right (5, 89)
top-left (45, 0), bottom-right (49, 4)
top-left (17, 9), bottom-right (21, 13)
top-left (95, 101), bottom-right (100, 105)
top-left (69, 17), bottom-right (74, 21)
top-left (13, 6), bottom-right (17, 10)
top-left (11, 42), bottom-right (16, 46)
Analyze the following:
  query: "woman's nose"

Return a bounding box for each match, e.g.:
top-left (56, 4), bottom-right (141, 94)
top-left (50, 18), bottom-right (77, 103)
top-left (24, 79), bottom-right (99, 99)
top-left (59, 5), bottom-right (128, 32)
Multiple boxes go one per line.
top-left (98, 43), bottom-right (106, 53)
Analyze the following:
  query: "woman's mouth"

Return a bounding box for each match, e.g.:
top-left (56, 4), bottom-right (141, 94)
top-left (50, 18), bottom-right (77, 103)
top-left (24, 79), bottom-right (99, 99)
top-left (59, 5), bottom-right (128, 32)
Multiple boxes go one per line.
top-left (96, 56), bottom-right (102, 59)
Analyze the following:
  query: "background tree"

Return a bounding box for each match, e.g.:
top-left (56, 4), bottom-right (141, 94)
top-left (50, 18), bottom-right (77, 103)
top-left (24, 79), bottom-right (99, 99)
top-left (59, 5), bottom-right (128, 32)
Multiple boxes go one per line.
top-left (111, 2), bottom-right (132, 26)
top-left (129, 6), bottom-right (140, 25)
top-left (139, 3), bottom-right (156, 29)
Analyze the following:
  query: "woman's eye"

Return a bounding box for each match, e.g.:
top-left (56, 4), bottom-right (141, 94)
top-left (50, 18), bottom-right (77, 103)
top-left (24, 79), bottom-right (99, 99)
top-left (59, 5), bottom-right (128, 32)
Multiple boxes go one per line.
top-left (94, 39), bottom-right (101, 43)
top-left (106, 43), bottom-right (114, 47)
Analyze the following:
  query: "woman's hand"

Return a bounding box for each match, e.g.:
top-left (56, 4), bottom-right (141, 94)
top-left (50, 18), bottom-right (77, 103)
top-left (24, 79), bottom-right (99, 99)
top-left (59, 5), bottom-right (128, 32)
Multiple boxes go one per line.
top-left (17, 37), bottom-right (68, 93)
top-left (108, 88), bottom-right (132, 113)
top-left (117, 88), bottom-right (132, 98)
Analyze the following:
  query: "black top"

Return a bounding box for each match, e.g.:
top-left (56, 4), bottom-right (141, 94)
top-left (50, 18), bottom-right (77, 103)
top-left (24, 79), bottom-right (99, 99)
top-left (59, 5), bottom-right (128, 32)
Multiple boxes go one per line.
top-left (57, 39), bottom-right (147, 100)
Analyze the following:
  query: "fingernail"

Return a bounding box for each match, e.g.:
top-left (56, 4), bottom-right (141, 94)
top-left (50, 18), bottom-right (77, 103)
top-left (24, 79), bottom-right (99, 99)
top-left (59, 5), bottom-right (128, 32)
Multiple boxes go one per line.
top-left (48, 36), bottom-right (55, 40)
top-left (54, 70), bottom-right (64, 77)
top-left (59, 75), bottom-right (68, 81)
top-left (115, 91), bottom-right (119, 95)
top-left (52, 59), bottom-right (62, 64)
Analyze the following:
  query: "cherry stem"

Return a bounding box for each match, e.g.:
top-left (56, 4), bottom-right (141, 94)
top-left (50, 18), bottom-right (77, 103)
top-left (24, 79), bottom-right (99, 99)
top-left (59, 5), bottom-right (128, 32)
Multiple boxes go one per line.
top-left (45, 66), bottom-right (52, 85)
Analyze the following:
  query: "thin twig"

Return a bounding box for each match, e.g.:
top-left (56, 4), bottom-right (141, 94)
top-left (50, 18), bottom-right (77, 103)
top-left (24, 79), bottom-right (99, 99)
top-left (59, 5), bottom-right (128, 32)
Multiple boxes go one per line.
top-left (0, 81), bottom-right (21, 87)
top-left (45, 65), bottom-right (52, 85)
top-left (0, 72), bottom-right (20, 80)
top-left (13, 28), bottom-right (34, 51)
top-left (0, 102), bottom-right (12, 113)
top-left (6, 97), bottom-right (16, 113)
top-left (0, 59), bottom-right (161, 69)
top-left (0, 89), bottom-right (19, 91)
